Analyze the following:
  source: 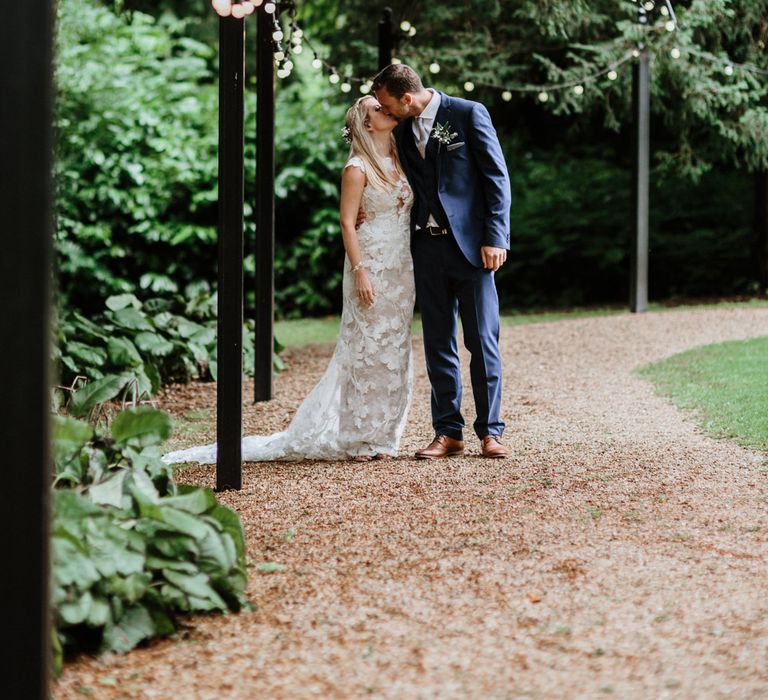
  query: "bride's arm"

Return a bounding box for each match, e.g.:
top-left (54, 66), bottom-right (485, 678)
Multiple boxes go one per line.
top-left (340, 165), bottom-right (375, 306)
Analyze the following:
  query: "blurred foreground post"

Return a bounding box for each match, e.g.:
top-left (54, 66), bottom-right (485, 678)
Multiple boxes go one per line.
top-left (217, 15), bottom-right (245, 490)
top-left (0, 0), bottom-right (54, 695)
top-left (254, 8), bottom-right (275, 403)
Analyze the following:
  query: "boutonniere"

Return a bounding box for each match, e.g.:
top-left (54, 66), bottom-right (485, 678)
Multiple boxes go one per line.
top-left (431, 121), bottom-right (459, 151)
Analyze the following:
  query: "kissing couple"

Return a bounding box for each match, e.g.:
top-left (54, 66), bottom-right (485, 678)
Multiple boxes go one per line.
top-left (163, 63), bottom-right (512, 466)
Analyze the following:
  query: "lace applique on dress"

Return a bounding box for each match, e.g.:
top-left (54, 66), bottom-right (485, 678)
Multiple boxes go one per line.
top-left (162, 158), bottom-right (415, 464)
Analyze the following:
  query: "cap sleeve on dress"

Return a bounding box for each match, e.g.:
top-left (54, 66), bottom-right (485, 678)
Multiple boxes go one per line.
top-left (344, 156), bottom-right (366, 173)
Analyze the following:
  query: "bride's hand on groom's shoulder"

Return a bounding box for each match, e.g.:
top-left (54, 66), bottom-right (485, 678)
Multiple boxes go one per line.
top-left (481, 246), bottom-right (507, 272)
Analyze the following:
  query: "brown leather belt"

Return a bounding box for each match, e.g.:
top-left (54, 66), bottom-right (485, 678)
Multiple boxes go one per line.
top-left (424, 226), bottom-right (450, 236)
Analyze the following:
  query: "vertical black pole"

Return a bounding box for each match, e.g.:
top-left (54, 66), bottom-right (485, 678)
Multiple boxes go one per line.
top-left (378, 8), bottom-right (394, 70)
top-left (0, 0), bottom-right (53, 695)
top-left (630, 48), bottom-right (650, 313)
top-left (254, 9), bottom-right (275, 403)
top-left (754, 171), bottom-right (768, 292)
top-left (217, 16), bottom-right (245, 491)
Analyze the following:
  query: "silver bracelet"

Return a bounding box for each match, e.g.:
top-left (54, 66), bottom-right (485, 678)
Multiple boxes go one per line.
top-left (350, 261), bottom-right (364, 273)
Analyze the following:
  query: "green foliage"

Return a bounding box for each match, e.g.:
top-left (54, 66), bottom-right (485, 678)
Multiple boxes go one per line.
top-left (51, 407), bottom-right (248, 666)
top-left (638, 336), bottom-right (768, 451)
top-left (54, 0), bottom-right (219, 313)
top-left (54, 283), bottom-right (286, 402)
top-left (54, 285), bottom-right (219, 397)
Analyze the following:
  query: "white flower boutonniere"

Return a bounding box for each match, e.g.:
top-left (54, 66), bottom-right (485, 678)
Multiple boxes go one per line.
top-left (431, 121), bottom-right (459, 151)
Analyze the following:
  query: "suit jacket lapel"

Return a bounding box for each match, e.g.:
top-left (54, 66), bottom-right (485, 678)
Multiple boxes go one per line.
top-left (431, 93), bottom-right (452, 177)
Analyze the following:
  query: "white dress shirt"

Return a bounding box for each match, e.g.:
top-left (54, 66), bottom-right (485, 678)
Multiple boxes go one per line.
top-left (412, 89), bottom-right (441, 228)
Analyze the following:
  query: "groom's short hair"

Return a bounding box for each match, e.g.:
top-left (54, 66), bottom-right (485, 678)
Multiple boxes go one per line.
top-left (371, 64), bottom-right (424, 99)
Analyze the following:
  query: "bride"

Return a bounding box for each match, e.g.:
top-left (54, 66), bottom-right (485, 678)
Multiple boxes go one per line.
top-left (162, 96), bottom-right (415, 465)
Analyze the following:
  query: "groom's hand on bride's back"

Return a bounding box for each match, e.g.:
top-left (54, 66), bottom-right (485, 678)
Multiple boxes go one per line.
top-left (480, 246), bottom-right (507, 272)
top-left (356, 208), bottom-right (366, 229)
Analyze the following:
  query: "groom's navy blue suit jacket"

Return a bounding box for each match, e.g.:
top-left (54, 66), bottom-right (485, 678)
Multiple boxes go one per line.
top-left (394, 92), bottom-right (511, 268)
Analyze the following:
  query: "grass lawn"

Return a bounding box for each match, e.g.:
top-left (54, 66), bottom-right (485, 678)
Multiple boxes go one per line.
top-left (638, 335), bottom-right (768, 452)
top-left (275, 298), bottom-right (768, 348)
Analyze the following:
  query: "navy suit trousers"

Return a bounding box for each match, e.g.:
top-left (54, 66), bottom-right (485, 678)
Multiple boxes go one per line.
top-left (412, 231), bottom-right (504, 440)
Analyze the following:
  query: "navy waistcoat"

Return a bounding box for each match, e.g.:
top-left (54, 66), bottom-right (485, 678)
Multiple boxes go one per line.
top-left (402, 132), bottom-right (450, 230)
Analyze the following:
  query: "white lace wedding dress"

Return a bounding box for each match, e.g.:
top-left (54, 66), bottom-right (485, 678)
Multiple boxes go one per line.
top-left (162, 156), bottom-right (415, 464)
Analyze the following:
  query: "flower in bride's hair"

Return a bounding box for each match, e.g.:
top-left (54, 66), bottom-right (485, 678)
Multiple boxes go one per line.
top-left (341, 125), bottom-right (353, 145)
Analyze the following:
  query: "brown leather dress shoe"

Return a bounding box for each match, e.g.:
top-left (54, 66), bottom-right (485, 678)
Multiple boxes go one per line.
top-left (481, 435), bottom-right (509, 459)
top-left (415, 435), bottom-right (465, 459)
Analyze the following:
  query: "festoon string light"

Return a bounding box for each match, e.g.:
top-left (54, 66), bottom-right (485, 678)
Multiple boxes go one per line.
top-left (211, 0), bottom-right (767, 101)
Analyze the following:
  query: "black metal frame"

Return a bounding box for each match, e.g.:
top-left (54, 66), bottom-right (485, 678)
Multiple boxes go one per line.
top-left (216, 15), bottom-right (246, 491)
top-left (254, 8), bottom-right (276, 403)
top-left (0, 0), bottom-right (54, 695)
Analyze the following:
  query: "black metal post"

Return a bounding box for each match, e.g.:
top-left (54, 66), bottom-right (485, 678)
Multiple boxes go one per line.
top-left (630, 46), bottom-right (650, 313)
top-left (254, 9), bottom-right (275, 403)
top-left (217, 16), bottom-right (245, 491)
top-left (378, 7), bottom-right (394, 70)
top-left (755, 171), bottom-right (768, 292)
top-left (0, 0), bottom-right (54, 695)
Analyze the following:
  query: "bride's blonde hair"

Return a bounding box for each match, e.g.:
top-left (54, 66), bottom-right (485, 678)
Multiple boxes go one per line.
top-left (344, 96), bottom-right (404, 190)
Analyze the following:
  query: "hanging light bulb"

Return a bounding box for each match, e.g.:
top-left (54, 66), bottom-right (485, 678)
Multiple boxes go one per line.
top-left (277, 68), bottom-right (288, 79)
top-left (293, 28), bottom-right (303, 39)
top-left (429, 62), bottom-right (441, 74)
top-left (660, 5), bottom-right (669, 15)
top-left (329, 72), bottom-right (341, 84)
top-left (608, 69), bottom-right (618, 80)
top-left (241, 2), bottom-right (255, 15)
top-left (573, 84), bottom-right (584, 95)
top-left (724, 64), bottom-right (734, 76)
top-left (312, 55), bottom-right (322, 70)
top-left (643, 1), bottom-right (655, 9)
top-left (273, 50), bottom-right (285, 61)
top-left (391, 57), bottom-right (402, 65)
top-left (408, 26), bottom-right (417, 37)
top-left (212, 0), bottom-right (232, 17)
top-left (400, 21), bottom-right (412, 32)
top-left (341, 82), bottom-right (352, 93)
top-left (264, 2), bottom-right (276, 13)
top-left (464, 81), bottom-right (475, 92)
top-left (360, 82), bottom-right (371, 94)
top-left (632, 49), bottom-right (641, 58)
top-left (501, 91), bottom-right (512, 102)
top-left (538, 91), bottom-right (549, 102)
top-left (670, 47), bottom-right (681, 59)
top-left (292, 44), bottom-right (303, 54)
top-left (272, 28), bottom-right (284, 41)
top-left (231, 4), bottom-right (246, 19)
top-left (665, 20), bottom-right (676, 31)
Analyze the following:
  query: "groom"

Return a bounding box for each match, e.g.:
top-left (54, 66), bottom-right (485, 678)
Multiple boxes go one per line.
top-left (371, 64), bottom-right (511, 459)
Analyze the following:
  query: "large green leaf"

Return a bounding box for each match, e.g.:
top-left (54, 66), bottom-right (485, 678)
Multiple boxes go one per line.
top-left (111, 407), bottom-right (172, 447)
top-left (106, 294), bottom-right (142, 311)
top-left (52, 415), bottom-right (94, 471)
top-left (107, 336), bottom-right (143, 368)
top-left (66, 341), bottom-right (107, 368)
top-left (161, 570), bottom-right (227, 610)
top-left (87, 469), bottom-right (128, 508)
top-left (110, 307), bottom-right (153, 331)
top-left (68, 374), bottom-right (130, 418)
top-left (101, 605), bottom-right (156, 654)
top-left (161, 486), bottom-right (216, 515)
top-left (134, 331), bottom-right (174, 357)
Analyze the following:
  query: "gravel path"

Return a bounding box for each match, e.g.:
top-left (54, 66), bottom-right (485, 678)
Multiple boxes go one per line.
top-left (54, 307), bottom-right (768, 699)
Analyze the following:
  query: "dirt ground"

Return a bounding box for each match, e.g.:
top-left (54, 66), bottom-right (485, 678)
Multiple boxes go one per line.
top-left (53, 307), bottom-right (768, 699)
